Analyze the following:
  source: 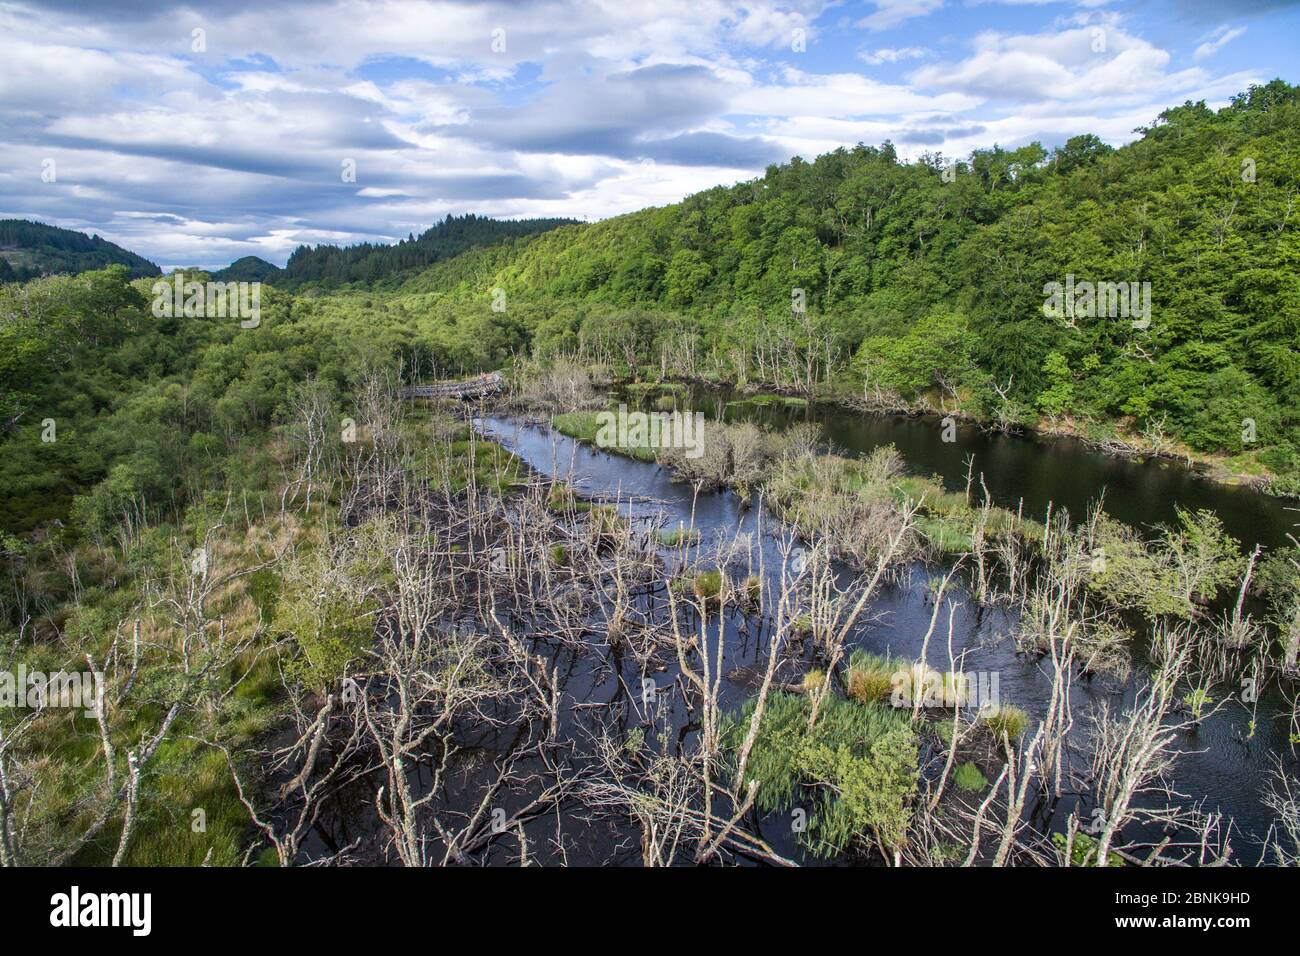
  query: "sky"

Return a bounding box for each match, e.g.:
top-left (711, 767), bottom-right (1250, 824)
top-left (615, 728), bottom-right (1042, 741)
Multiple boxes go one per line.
top-left (1, 0), bottom-right (1297, 270)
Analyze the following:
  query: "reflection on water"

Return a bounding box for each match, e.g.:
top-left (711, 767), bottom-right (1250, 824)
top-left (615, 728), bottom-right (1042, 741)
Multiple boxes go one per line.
top-left (479, 408), bottom-right (1294, 862)
top-left (673, 385), bottom-right (1295, 552)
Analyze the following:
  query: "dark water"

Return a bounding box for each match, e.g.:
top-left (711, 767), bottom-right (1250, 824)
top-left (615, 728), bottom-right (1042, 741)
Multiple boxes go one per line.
top-left (476, 400), bottom-right (1296, 864)
top-left (672, 385), bottom-right (1296, 553)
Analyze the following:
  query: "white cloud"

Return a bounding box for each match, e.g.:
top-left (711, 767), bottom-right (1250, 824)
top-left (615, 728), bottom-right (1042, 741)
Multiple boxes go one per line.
top-left (910, 25), bottom-right (1210, 102)
top-left (1194, 25), bottom-right (1246, 60)
top-left (731, 68), bottom-right (979, 117)
top-left (0, 0), bottom-right (1280, 267)
top-left (859, 46), bottom-right (930, 65)
top-left (855, 0), bottom-right (945, 32)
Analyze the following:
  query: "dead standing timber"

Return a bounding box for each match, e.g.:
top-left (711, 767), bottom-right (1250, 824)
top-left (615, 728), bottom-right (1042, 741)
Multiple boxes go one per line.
top-left (179, 370), bottom-right (1294, 868)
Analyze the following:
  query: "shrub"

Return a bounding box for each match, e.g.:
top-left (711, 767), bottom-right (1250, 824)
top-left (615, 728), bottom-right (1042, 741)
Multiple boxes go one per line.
top-left (723, 692), bottom-right (919, 858)
top-left (274, 543), bottom-right (378, 693)
top-left (846, 650), bottom-right (895, 704)
top-left (693, 568), bottom-right (724, 601)
top-left (981, 705), bottom-right (1029, 743)
top-left (1088, 509), bottom-right (1244, 619)
top-left (1052, 831), bottom-right (1123, 867)
top-left (953, 761), bottom-right (988, 792)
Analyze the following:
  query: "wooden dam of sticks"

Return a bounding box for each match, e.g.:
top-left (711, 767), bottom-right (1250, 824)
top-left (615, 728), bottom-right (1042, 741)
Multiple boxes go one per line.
top-left (400, 371), bottom-right (506, 401)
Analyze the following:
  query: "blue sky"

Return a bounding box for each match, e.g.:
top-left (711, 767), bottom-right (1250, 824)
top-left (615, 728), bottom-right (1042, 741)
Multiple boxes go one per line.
top-left (1, 0), bottom-right (1296, 269)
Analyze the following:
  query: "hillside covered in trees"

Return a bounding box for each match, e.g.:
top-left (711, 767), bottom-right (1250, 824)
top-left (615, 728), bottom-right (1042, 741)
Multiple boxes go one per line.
top-left (387, 80), bottom-right (1299, 489)
top-left (0, 219), bottom-right (160, 282)
top-left (3, 83), bottom-right (1296, 512)
top-left (276, 212), bottom-right (580, 288)
top-left (212, 255), bottom-right (282, 283)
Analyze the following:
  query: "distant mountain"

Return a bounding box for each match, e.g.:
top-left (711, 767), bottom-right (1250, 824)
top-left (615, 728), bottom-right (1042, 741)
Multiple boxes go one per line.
top-left (278, 212), bottom-right (580, 288)
top-left (0, 219), bottom-right (160, 281)
top-left (211, 255), bottom-right (281, 283)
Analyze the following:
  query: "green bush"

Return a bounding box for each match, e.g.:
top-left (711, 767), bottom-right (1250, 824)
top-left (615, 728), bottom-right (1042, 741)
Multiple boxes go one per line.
top-left (953, 761), bottom-right (988, 792)
top-left (1052, 831), bottom-right (1124, 867)
top-left (693, 568), bottom-right (723, 601)
top-left (724, 691), bottom-right (918, 858)
top-left (981, 705), bottom-right (1029, 743)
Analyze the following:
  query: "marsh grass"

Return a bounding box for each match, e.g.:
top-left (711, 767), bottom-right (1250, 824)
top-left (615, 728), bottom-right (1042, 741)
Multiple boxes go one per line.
top-left (552, 413), bottom-right (1042, 577)
top-left (980, 704), bottom-right (1029, 744)
top-left (953, 761), bottom-right (988, 793)
top-left (845, 649), bottom-right (898, 704)
top-left (657, 526), bottom-right (701, 547)
top-left (724, 691), bottom-right (918, 858)
top-left (553, 409), bottom-right (659, 462)
top-left (692, 568), bottom-right (724, 602)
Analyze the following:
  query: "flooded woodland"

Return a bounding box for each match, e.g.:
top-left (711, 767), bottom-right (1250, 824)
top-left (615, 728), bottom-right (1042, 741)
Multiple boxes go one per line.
top-left (273, 368), bottom-right (1300, 867)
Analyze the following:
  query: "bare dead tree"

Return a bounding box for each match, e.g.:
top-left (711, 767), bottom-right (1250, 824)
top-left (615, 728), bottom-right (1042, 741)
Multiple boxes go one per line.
top-left (1084, 623), bottom-right (1226, 866)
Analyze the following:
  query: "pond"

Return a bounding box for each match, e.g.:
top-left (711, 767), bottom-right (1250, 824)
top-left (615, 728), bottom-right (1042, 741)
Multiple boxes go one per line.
top-left (683, 384), bottom-right (1295, 552)
top-left (476, 391), bottom-right (1296, 864)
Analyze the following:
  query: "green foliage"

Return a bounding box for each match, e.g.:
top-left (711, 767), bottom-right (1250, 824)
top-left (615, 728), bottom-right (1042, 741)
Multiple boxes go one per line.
top-left (1052, 831), bottom-right (1124, 867)
top-left (855, 310), bottom-right (975, 398)
top-left (274, 525), bottom-right (389, 692)
top-left (1183, 686), bottom-right (1214, 721)
top-left (953, 761), bottom-right (988, 793)
top-left (981, 705), bottom-right (1029, 743)
top-left (277, 591), bottom-right (374, 693)
top-left (279, 213), bottom-right (577, 288)
top-left (1256, 548), bottom-right (1300, 611)
top-left (1088, 509), bottom-right (1245, 619)
top-left (0, 219), bottom-right (160, 280)
top-left (212, 256), bottom-right (281, 283)
top-left (1037, 351), bottom-right (1076, 419)
top-left (725, 691), bottom-right (918, 858)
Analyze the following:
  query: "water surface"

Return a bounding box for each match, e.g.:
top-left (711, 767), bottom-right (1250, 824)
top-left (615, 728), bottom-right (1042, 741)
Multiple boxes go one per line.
top-left (479, 408), bottom-right (1296, 863)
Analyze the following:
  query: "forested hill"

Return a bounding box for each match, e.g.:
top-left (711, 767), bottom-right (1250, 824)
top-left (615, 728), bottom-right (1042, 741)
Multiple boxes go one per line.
top-left (212, 255), bottom-right (281, 283)
top-left (0, 219), bottom-right (160, 281)
top-left (278, 212), bottom-right (579, 287)
top-left (399, 80), bottom-right (1300, 481)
